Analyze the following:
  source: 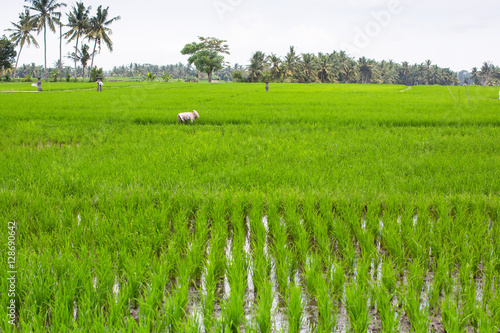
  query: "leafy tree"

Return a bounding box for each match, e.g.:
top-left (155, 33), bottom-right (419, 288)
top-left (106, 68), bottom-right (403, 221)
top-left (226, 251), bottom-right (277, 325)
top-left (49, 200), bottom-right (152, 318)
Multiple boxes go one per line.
top-left (24, 0), bottom-right (66, 80)
top-left (64, 1), bottom-right (91, 82)
top-left (50, 67), bottom-right (59, 81)
top-left (0, 35), bottom-right (17, 76)
top-left (90, 66), bottom-right (102, 82)
top-left (6, 10), bottom-right (39, 80)
top-left (231, 70), bottom-right (245, 82)
top-left (86, 5), bottom-right (120, 81)
top-left (181, 36), bottom-right (230, 83)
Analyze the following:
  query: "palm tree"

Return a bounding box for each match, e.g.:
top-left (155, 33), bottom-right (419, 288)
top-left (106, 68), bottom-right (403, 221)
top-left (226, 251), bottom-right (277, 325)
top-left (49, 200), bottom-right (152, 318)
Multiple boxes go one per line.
top-left (66, 43), bottom-right (90, 80)
top-left (479, 61), bottom-right (492, 86)
top-left (86, 5), bottom-right (120, 80)
top-left (267, 53), bottom-right (281, 82)
top-left (247, 51), bottom-right (266, 82)
top-left (298, 53), bottom-right (319, 83)
top-left (64, 2), bottom-right (90, 82)
top-left (284, 46), bottom-right (299, 81)
top-left (470, 67), bottom-right (478, 85)
top-left (6, 10), bottom-right (39, 80)
top-left (25, 0), bottom-right (66, 80)
top-left (358, 57), bottom-right (374, 84)
top-left (316, 52), bottom-right (334, 83)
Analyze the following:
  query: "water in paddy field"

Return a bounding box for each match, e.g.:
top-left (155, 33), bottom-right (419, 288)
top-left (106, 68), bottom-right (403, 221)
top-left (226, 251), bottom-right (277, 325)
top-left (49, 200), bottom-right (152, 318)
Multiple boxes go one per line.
top-left (270, 255), bottom-right (284, 332)
top-left (244, 216), bottom-right (255, 323)
top-left (336, 284), bottom-right (348, 333)
top-left (262, 215), bottom-right (269, 256)
top-left (224, 238), bottom-right (232, 300)
top-left (113, 276), bottom-right (120, 303)
top-left (73, 301), bottom-right (78, 322)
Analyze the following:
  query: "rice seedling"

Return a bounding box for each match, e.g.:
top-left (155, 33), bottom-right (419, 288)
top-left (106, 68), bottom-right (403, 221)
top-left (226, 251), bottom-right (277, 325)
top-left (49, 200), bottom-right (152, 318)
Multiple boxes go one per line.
top-left (344, 279), bottom-right (371, 333)
top-left (330, 259), bottom-right (346, 300)
top-left (404, 287), bottom-right (431, 333)
top-left (374, 285), bottom-right (400, 333)
top-left (315, 272), bottom-right (337, 332)
top-left (286, 280), bottom-right (305, 333)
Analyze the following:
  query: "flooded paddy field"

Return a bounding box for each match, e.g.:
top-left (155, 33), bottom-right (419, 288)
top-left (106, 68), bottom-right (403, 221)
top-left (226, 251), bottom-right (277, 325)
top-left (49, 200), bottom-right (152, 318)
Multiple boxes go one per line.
top-left (1, 82), bottom-right (499, 331)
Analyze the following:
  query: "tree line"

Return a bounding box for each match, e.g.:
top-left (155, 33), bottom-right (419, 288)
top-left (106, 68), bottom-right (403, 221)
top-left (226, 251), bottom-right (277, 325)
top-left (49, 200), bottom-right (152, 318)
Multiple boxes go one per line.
top-left (2, 23), bottom-right (499, 86)
top-left (2, 0), bottom-right (119, 82)
top-left (236, 47), bottom-right (499, 86)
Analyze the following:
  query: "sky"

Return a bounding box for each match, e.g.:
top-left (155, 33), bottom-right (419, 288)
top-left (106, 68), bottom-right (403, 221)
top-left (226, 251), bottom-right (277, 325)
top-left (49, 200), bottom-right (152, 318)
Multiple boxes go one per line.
top-left (1, 0), bottom-right (499, 72)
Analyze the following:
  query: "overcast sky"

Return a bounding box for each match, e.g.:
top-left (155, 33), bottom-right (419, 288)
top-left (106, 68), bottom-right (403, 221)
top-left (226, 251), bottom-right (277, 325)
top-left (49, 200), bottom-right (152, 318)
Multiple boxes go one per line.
top-left (1, 0), bottom-right (499, 72)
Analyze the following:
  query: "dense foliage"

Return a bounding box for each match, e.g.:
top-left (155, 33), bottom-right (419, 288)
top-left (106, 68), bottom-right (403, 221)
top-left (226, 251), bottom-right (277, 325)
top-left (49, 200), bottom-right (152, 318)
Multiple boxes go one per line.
top-left (0, 35), bottom-right (17, 78)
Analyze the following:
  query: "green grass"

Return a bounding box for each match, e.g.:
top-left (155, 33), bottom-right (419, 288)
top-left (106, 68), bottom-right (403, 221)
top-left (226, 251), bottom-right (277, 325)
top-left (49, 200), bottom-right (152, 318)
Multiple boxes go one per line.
top-left (1, 81), bottom-right (500, 331)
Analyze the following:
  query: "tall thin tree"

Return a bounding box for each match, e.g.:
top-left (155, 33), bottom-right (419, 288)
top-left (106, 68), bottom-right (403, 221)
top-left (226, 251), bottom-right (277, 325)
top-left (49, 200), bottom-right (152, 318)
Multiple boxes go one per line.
top-left (64, 2), bottom-right (90, 82)
top-left (24, 0), bottom-right (66, 80)
top-left (87, 5), bottom-right (120, 80)
top-left (6, 10), bottom-right (39, 80)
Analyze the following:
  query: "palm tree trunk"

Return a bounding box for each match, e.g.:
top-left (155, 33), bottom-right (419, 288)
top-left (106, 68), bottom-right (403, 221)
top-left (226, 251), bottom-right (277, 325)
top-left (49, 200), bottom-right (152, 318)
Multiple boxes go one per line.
top-left (74, 36), bottom-right (79, 82)
top-left (89, 39), bottom-right (97, 81)
top-left (13, 44), bottom-right (24, 81)
top-left (44, 22), bottom-right (47, 81)
top-left (59, 24), bottom-right (63, 82)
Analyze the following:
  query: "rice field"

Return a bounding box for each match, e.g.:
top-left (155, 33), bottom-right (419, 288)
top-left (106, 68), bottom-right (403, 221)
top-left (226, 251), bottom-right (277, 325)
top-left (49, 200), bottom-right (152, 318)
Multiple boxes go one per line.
top-left (1, 81), bottom-right (500, 332)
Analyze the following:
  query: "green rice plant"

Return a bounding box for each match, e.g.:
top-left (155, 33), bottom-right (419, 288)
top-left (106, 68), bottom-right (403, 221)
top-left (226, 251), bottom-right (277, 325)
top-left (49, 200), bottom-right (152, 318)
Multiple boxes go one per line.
top-left (163, 264), bottom-right (190, 332)
top-left (202, 258), bottom-right (218, 331)
top-left (330, 259), bottom-right (346, 299)
top-left (252, 241), bottom-right (270, 290)
top-left (374, 286), bottom-right (400, 333)
top-left (316, 273), bottom-right (337, 332)
top-left (296, 222), bottom-right (310, 265)
top-left (303, 254), bottom-right (322, 296)
top-left (356, 225), bottom-right (376, 259)
top-left (222, 255), bottom-right (247, 331)
top-left (255, 279), bottom-right (273, 333)
top-left (381, 258), bottom-right (397, 295)
top-left (183, 315), bottom-right (201, 333)
top-left (312, 211), bottom-right (331, 262)
top-left (286, 281), bottom-right (304, 333)
top-left (190, 206), bottom-right (210, 280)
top-left (441, 294), bottom-right (470, 332)
top-left (382, 223), bottom-right (406, 272)
top-left (275, 248), bottom-right (293, 297)
top-left (121, 248), bottom-right (150, 308)
top-left (407, 259), bottom-right (426, 297)
top-left (345, 280), bottom-right (371, 333)
top-left (332, 218), bottom-right (355, 268)
top-left (404, 288), bottom-right (431, 333)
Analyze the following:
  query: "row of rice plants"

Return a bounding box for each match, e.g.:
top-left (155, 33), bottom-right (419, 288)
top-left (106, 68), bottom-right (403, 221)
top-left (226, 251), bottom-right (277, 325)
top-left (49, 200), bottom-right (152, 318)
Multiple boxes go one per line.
top-left (1, 193), bottom-right (500, 331)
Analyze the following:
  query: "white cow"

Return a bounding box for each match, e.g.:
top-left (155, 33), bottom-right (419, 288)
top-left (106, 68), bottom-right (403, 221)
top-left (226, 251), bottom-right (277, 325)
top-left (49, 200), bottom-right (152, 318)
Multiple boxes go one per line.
top-left (177, 110), bottom-right (200, 124)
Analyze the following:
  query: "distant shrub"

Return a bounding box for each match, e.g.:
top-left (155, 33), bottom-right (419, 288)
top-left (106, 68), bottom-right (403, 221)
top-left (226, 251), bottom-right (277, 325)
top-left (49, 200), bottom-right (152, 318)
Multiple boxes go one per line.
top-left (184, 76), bottom-right (197, 82)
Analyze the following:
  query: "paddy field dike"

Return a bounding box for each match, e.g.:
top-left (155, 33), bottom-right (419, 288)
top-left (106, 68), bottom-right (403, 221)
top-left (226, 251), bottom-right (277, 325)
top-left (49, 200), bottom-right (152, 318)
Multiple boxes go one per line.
top-left (1, 81), bottom-right (500, 332)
